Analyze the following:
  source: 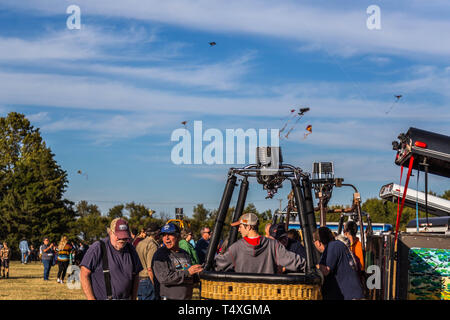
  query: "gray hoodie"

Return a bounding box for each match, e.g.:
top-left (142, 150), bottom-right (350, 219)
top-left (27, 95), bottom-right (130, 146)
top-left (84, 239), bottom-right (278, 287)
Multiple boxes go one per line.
top-left (215, 236), bottom-right (306, 274)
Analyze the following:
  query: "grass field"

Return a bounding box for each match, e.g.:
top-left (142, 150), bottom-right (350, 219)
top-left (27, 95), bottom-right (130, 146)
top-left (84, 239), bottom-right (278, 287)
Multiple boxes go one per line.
top-left (0, 261), bottom-right (86, 300)
top-left (0, 260), bottom-right (200, 300)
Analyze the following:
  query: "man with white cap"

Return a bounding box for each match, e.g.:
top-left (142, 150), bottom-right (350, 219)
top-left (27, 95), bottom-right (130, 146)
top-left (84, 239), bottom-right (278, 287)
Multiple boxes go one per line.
top-left (80, 218), bottom-right (143, 300)
top-left (214, 213), bottom-right (306, 274)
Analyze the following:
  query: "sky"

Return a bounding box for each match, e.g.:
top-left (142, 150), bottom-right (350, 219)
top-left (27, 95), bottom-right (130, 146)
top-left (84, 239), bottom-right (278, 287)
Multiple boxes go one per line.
top-left (1, 0), bottom-right (449, 218)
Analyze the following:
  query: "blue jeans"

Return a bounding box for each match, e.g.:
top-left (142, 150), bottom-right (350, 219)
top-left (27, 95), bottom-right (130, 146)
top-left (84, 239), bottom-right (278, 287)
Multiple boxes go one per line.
top-left (21, 251), bottom-right (29, 264)
top-left (137, 278), bottom-right (156, 300)
top-left (42, 259), bottom-right (52, 280)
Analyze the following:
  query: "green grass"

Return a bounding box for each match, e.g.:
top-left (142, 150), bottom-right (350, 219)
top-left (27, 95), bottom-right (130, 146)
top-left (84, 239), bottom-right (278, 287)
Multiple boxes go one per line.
top-left (0, 261), bottom-right (86, 300)
top-left (1, 260), bottom-right (200, 300)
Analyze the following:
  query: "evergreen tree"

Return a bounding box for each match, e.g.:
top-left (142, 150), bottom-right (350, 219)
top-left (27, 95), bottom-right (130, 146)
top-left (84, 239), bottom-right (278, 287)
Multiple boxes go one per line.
top-left (0, 112), bottom-right (77, 256)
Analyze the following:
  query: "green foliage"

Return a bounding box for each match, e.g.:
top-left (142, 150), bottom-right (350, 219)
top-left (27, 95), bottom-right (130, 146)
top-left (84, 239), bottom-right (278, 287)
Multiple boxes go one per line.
top-left (442, 190), bottom-right (450, 200)
top-left (73, 201), bottom-right (109, 243)
top-left (362, 197), bottom-right (428, 230)
top-left (189, 204), bottom-right (213, 239)
top-left (107, 204), bottom-right (124, 219)
top-left (0, 112), bottom-right (77, 257)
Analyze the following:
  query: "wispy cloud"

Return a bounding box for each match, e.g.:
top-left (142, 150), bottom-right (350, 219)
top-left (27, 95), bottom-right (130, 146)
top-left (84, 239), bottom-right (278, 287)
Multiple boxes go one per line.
top-left (3, 0), bottom-right (450, 58)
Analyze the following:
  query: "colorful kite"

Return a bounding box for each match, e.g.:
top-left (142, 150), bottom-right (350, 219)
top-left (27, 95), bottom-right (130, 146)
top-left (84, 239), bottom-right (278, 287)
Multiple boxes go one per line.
top-left (282, 107), bottom-right (310, 139)
top-left (303, 124), bottom-right (312, 139)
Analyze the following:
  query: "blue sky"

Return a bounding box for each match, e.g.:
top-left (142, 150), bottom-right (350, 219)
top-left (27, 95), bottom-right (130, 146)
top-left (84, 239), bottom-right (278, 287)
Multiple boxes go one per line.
top-left (1, 0), bottom-right (449, 218)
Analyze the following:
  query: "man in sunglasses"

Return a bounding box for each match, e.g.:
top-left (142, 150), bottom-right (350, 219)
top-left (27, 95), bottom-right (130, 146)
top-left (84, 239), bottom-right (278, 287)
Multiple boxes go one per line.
top-left (195, 226), bottom-right (211, 264)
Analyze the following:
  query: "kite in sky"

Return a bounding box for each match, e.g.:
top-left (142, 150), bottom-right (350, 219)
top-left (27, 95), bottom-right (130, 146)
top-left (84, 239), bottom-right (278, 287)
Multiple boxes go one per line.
top-left (209, 42), bottom-right (216, 47)
top-left (279, 109), bottom-right (297, 135)
top-left (303, 124), bottom-right (312, 139)
top-left (281, 107), bottom-right (310, 139)
top-left (385, 94), bottom-right (403, 114)
top-left (77, 170), bottom-right (88, 180)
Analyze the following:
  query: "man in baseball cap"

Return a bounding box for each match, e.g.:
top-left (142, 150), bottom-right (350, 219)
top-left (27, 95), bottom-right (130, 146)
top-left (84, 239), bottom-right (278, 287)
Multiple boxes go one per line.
top-left (80, 217), bottom-right (143, 300)
top-left (135, 222), bottom-right (161, 300)
top-left (215, 212), bottom-right (305, 274)
top-left (230, 212), bottom-right (259, 227)
top-left (110, 218), bottom-right (131, 240)
top-left (152, 223), bottom-right (203, 300)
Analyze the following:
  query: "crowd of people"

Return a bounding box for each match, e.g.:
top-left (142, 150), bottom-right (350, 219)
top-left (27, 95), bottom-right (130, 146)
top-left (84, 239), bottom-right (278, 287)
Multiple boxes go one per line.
top-left (0, 237), bottom-right (90, 283)
top-left (4, 215), bottom-right (366, 301)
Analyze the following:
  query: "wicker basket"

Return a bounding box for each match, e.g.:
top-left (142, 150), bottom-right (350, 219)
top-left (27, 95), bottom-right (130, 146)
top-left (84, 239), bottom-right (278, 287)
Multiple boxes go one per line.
top-left (200, 272), bottom-right (322, 300)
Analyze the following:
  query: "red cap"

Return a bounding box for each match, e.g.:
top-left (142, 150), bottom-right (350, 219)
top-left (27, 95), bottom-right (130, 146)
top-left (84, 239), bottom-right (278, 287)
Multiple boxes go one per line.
top-left (111, 218), bottom-right (131, 239)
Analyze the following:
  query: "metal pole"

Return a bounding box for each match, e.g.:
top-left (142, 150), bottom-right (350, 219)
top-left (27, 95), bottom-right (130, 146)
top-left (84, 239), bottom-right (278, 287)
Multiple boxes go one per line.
top-left (291, 179), bottom-right (314, 273)
top-left (337, 214), bottom-right (345, 235)
top-left (424, 158), bottom-right (429, 229)
top-left (228, 177), bottom-right (249, 246)
top-left (301, 176), bottom-right (319, 264)
top-left (355, 199), bottom-right (366, 259)
top-left (204, 174), bottom-right (237, 271)
top-left (319, 190), bottom-right (326, 227)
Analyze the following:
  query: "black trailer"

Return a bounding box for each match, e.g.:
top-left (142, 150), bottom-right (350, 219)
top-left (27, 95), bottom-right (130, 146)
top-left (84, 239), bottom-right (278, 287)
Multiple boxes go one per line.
top-left (368, 127), bottom-right (450, 300)
top-left (393, 127), bottom-right (450, 178)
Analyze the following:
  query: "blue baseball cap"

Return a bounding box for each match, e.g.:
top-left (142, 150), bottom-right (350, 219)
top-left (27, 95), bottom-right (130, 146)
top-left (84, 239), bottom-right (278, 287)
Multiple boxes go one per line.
top-left (160, 223), bottom-right (181, 235)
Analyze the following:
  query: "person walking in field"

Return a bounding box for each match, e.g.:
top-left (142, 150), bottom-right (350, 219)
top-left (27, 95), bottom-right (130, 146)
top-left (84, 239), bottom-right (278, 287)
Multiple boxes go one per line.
top-left (56, 236), bottom-right (74, 284)
top-left (0, 242), bottom-right (11, 278)
top-left (19, 238), bottom-right (30, 264)
top-left (40, 238), bottom-right (55, 281)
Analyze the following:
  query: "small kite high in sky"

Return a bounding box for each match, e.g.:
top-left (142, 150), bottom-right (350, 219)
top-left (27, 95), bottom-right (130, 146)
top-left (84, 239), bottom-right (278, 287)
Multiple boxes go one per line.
top-left (181, 121), bottom-right (188, 127)
top-left (385, 94), bottom-right (403, 114)
top-left (209, 42), bottom-right (216, 47)
top-left (281, 107), bottom-right (310, 140)
top-left (77, 170), bottom-right (88, 180)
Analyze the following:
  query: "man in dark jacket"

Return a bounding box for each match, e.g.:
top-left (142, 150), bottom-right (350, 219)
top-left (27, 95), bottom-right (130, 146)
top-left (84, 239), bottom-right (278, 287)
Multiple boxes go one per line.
top-left (215, 213), bottom-right (305, 274)
top-left (152, 223), bottom-right (203, 300)
top-left (313, 227), bottom-right (364, 300)
top-left (195, 226), bottom-right (211, 264)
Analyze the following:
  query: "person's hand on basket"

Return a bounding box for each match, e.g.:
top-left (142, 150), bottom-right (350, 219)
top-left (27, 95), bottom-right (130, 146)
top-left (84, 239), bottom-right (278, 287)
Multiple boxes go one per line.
top-left (188, 264), bottom-right (203, 275)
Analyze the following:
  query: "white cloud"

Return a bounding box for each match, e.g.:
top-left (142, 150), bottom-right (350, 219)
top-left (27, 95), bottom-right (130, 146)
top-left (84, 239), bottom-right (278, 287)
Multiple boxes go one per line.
top-left (26, 111), bottom-right (50, 123)
top-left (0, 25), bottom-right (160, 62)
top-left (3, 0), bottom-right (450, 58)
top-left (73, 52), bottom-right (255, 91)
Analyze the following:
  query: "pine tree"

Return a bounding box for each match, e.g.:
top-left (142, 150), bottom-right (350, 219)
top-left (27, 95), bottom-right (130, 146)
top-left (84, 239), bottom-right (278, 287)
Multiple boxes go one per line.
top-left (0, 112), bottom-right (77, 256)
